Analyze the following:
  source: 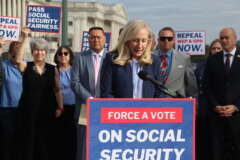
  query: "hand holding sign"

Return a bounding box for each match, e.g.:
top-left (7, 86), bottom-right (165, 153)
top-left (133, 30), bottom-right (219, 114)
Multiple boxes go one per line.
top-left (0, 37), bottom-right (5, 49)
top-left (21, 27), bottom-right (31, 38)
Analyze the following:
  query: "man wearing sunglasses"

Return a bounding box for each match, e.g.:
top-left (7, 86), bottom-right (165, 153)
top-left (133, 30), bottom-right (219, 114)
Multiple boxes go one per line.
top-left (154, 27), bottom-right (197, 98)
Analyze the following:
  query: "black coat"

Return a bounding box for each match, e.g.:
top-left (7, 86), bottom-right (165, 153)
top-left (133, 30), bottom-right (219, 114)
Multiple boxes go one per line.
top-left (203, 49), bottom-right (240, 109)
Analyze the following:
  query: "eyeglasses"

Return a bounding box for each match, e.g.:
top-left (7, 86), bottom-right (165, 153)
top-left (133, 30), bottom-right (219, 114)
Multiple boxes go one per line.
top-left (159, 36), bottom-right (174, 41)
top-left (220, 36), bottom-right (229, 40)
top-left (58, 52), bottom-right (69, 56)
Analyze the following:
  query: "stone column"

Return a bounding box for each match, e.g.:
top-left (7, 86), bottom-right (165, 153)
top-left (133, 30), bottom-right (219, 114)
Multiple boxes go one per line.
top-left (110, 21), bottom-right (120, 50)
top-left (2, 0), bottom-right (7, 16)
top-left (7, 0), bottom-right (12, 16)
top-left (21, 0), bottom-right (26, 27)
top-left (0, 0), bottom-right (2, 15)
top-left (95, 19), bottom-right (104, 28)
top-left (72, 17), bottom-right (81, 52)
top-left (12, 0), bottom-right (17, 17)
top-left (79, 16), bottom-right (88, 52)
top-left (17, 0), bottom-right (21, 19)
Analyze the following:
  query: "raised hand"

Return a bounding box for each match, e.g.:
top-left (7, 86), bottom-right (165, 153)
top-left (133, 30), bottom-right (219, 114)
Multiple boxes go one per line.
top-left (0, 37), bottom-right (5, 49)
top-left (21, 27), bottom-right (31, 38)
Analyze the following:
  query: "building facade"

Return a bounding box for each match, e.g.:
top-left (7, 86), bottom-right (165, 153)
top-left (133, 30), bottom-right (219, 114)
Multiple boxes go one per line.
top-left (67, 2), bottom-right (128, 52)
top-left (0, 0), bottom-right (128, 63)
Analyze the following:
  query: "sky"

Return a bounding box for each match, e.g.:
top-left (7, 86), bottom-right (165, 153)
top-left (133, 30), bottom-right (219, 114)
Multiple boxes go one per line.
top-left (62, 0), bottom-right (240, 44)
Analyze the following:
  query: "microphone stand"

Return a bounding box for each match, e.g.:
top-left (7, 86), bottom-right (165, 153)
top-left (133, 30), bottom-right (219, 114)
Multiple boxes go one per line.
top-left (156, 85), bottom-right (185, 98)
top-left (138, 70), bottom-right (185, 98)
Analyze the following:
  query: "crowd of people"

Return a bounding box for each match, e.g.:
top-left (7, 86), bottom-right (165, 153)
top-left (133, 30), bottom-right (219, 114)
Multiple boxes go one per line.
top-left (0, 19), bottom-right (239, 160)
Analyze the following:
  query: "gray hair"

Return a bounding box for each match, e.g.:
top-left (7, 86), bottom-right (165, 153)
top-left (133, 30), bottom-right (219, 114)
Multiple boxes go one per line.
top-left (30, 38), bottom-right (49, 53)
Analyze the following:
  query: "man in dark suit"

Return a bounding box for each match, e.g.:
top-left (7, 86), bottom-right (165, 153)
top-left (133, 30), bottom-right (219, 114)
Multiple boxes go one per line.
top-left (203, 27), bottom-right (240, 160)
top-left (71, 26), bottom-right (107, 160)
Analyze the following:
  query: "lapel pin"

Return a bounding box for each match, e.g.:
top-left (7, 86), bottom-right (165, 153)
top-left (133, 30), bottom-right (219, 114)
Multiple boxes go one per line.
top-left (178, 65), bottom-right (183, 68)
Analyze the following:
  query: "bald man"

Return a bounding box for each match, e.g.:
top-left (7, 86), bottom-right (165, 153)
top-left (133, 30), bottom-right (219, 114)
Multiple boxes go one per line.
top-left (203, 27), bottom-right (240, 160)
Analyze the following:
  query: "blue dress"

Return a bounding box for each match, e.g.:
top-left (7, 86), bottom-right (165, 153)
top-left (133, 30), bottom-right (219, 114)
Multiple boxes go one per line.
top-left (55, 68), bottom-right (76, 160)
top-left (0, 60), bottom-right (23, 107)
top-left (0, 60), bottom-right (23, 160)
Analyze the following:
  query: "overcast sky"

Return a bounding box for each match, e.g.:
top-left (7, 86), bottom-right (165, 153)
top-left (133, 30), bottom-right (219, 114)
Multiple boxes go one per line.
top-left (64, 0), bottom-right (240, 44)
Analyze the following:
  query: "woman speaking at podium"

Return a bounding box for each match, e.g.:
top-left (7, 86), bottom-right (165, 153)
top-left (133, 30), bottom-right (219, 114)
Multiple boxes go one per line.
top-left (100, 19), bottom-right (162, 98)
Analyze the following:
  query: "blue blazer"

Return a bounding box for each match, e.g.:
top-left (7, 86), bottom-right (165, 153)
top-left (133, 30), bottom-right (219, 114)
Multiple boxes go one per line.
top-left (100, 53), bottom-right (162, 98)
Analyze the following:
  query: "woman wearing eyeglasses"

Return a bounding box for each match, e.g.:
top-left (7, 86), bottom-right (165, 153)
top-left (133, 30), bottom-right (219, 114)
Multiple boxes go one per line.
top-left (209, 39), bottom-right (223, 55)
top-left (100, 19), bottom-right (162, 98)
top-left (15, 28), bottom-right (63, 160)
top-left (53, 46), bottom-right (76, 160)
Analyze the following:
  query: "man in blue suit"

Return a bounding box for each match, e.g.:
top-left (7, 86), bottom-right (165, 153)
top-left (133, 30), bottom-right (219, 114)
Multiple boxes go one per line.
top-left (71, 26), bottom-right (107, 160)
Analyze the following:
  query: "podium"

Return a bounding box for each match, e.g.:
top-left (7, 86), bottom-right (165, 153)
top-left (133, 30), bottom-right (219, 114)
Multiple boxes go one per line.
top-left (86, 98), bottom-right (196, 160)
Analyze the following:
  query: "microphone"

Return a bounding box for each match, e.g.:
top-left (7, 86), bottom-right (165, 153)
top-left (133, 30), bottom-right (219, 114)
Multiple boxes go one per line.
top-left (138, 70), bottom-right (163, 87)
top-left (138, 71), bottom-right (184, 98)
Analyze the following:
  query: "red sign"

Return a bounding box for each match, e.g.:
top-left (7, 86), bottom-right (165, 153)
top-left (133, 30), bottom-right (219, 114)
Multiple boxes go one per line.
top-left (101, 107), bottom-right (183, 123)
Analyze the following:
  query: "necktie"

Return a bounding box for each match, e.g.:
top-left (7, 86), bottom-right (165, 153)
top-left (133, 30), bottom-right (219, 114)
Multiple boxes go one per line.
top-left (160, 54), bottom-right (168, 83)
top-left (94, 54), bottom-right (100, 87)
top-left (225, 53), bottom-right (232, 74)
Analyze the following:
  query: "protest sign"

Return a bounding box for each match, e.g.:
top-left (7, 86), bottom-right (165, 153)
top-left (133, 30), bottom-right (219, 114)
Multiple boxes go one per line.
top-left (81, 31), bottom-right (111, 51)
top-left (0, 16), bottom-right (21, 41)
top-left (175, 31), bottom-right (206, 55)
top-left (26, 5), bottom-right (61, 33)
top-left (87, 99), bottom-right (196, 160)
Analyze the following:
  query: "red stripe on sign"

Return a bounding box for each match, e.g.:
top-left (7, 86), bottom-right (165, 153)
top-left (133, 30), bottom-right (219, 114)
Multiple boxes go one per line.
top-left (101, 108), bottom-right (183, 123)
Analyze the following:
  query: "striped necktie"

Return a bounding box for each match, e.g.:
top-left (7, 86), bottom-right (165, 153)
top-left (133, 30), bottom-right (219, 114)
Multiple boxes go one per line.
top-left (160, 53), bottom-right (168, 83)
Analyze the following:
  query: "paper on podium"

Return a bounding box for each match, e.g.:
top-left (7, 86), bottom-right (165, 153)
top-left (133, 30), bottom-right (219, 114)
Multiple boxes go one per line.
top-left (78, 104), bottom-right (87, 125)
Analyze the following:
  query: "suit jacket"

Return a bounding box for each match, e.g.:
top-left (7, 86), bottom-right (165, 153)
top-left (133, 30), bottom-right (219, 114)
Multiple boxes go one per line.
top-left (154, 49), bottom-right (198, 98)
top-left (0, 58), bottom-right (3, 90)
top-left (100, 53), bottom-right (161, 98)
top-left (203, 49), bottom-right (240, 110)
top-left (71, 49), bottom-right (106, 104)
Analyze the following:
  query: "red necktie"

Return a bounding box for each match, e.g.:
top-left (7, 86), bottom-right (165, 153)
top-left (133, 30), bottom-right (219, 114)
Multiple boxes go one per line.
top-left (160, 54), bottom-right (168, 83)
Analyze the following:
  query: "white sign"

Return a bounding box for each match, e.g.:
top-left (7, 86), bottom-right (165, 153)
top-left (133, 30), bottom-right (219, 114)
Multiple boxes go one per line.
top-left (0, 16), bottom-right (21, 41)
top-left (175, 31), bottom-right (206, 55)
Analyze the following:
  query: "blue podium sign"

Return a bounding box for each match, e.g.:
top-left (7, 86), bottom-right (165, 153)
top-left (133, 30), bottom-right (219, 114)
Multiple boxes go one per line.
top-left (87, 98), bottom-right (196, 160)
